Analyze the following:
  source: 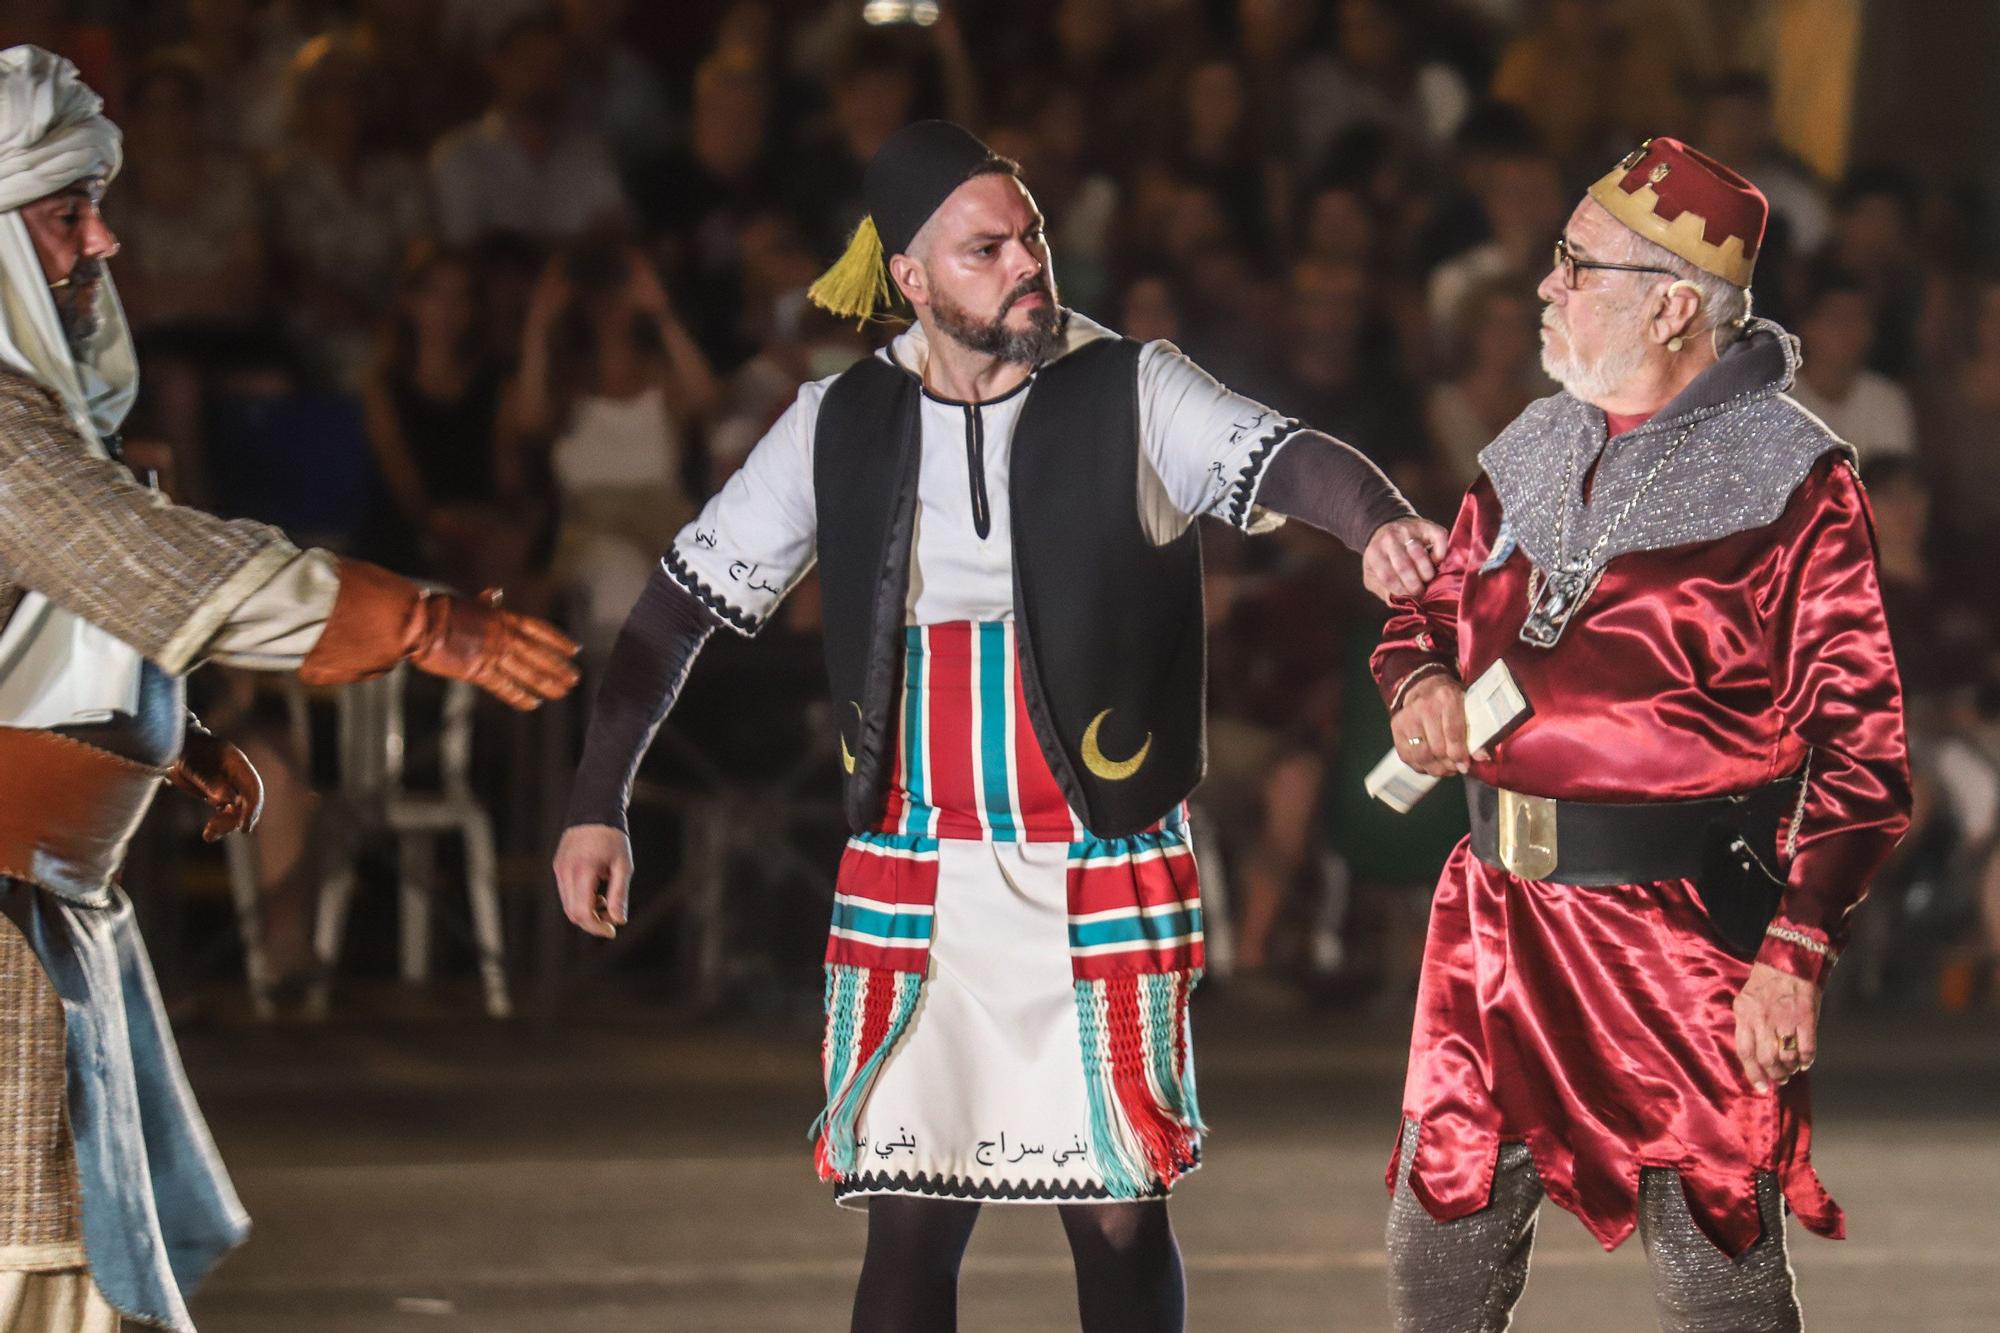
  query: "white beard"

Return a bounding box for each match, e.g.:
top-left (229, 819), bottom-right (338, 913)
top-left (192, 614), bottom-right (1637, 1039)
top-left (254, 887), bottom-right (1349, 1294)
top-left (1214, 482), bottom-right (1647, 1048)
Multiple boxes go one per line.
top-left (1541, 308), bottom-right (1649, 403)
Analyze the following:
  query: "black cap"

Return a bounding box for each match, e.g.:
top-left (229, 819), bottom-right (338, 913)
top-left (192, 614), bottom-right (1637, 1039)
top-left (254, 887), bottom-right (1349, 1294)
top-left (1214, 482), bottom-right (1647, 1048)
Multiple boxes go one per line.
top-left (865, 120), bottom-right (1007, 258)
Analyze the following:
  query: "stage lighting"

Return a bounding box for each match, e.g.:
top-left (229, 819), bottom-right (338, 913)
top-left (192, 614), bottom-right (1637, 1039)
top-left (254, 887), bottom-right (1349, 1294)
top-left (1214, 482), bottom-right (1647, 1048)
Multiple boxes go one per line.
top-left (862, 0), bottom-right (941, 26)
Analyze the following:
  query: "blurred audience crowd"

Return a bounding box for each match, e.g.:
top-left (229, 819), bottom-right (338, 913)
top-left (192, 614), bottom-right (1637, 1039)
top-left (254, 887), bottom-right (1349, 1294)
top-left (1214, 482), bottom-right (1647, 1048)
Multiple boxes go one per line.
top-left (11, 0), bottom-right (1997, 1011)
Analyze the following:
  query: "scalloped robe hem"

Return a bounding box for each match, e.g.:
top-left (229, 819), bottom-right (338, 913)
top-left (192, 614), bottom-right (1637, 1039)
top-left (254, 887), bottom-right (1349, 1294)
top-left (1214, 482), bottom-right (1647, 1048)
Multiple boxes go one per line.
top-left (1387, 841), bottom-right (1843, 1259)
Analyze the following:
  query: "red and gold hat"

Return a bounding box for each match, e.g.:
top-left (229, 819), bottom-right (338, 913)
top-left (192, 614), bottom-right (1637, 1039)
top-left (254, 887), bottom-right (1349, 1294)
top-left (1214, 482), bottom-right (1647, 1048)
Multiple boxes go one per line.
top-left (1586, 137), bottom-right (1768, 288)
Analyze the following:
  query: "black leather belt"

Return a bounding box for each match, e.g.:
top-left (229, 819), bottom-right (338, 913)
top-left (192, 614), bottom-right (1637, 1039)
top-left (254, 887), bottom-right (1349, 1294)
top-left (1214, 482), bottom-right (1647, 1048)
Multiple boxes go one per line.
top-left (1465, 776), bottom-right (1802, 887)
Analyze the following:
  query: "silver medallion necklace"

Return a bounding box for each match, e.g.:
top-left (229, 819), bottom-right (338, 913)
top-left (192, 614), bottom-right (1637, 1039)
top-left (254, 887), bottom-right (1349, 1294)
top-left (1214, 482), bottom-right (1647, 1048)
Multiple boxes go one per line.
top-left (1520, 422), bottom-right (1695, 648)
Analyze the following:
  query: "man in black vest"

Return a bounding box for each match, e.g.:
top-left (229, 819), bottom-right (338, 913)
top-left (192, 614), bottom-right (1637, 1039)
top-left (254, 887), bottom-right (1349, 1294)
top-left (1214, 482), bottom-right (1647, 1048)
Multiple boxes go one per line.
top-left (553, 121), bottom-right (1443, 1332)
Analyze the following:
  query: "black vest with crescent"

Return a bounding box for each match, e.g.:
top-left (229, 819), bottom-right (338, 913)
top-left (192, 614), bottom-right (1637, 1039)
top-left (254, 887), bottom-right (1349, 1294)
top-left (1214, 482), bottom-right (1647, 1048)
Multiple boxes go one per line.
top-left (813, 336), bottom-right (1205, 838)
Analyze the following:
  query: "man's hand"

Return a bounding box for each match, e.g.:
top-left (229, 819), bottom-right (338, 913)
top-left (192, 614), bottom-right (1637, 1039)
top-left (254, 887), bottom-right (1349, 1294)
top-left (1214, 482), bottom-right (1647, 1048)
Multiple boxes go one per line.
top-left (554, 823), bottom-right (634, 939)
top-left (1733, 962), bottom-right (1821, 1093)
top-left (409, 588), bottom-right (582, 711)
top-left (299, 560), bottom-right (582, 710)
top-left (1389, 673), bottom-right (1489, 777)
top-left (166, 729), bottom-right (265, 841)
top-left (1364, 518), bottom-right (1449, 603)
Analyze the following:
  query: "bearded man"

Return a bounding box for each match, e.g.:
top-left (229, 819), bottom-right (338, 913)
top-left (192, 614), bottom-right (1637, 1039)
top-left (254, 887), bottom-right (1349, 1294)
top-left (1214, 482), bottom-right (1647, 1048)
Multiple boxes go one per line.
top-left (0, 48), bottom-right (578, 1332)
top-left (553, 120), bottom-right (1445, 1331)
top-left (1375, 137), bottom-right (1911, 1329)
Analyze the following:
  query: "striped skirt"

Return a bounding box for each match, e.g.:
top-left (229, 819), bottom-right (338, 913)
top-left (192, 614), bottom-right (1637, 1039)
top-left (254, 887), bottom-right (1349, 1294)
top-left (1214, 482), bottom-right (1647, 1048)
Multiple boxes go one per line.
top-left (818, 622), bottom-right (1204, 1205)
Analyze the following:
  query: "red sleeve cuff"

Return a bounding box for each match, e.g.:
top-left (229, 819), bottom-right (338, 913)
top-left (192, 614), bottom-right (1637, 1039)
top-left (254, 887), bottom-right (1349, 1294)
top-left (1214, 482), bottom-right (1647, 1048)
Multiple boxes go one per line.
top-left (1753, 918), bottom-right (1838, 987)
top-left (1376, 650), bottom-right (1453, 712)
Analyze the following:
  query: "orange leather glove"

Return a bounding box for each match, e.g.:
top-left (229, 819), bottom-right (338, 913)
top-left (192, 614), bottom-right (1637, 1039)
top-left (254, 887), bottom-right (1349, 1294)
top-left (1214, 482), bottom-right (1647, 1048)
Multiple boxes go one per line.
top-left (167, 725), bottom-right (265, 841)
top-left (298, 559), bottom-right (581, 710)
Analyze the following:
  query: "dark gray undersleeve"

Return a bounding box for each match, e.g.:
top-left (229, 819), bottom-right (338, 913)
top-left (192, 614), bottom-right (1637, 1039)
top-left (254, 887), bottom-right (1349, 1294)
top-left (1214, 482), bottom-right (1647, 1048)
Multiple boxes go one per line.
top-left (563, 565), bottom-right (720, 833)
top-left (1253, 429), bottom-right (1416, 552)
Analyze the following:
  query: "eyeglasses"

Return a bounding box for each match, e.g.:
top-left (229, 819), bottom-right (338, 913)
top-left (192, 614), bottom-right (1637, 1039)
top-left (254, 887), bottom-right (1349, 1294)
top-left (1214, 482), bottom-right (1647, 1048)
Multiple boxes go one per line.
top-left (1553, 235), bottom-right (1677, 291)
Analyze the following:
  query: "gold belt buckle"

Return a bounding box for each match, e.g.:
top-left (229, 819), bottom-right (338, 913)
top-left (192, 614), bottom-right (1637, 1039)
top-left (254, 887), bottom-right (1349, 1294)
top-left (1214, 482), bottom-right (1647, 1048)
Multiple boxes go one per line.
top-left (1497, 787), bottom-right (1559, 880)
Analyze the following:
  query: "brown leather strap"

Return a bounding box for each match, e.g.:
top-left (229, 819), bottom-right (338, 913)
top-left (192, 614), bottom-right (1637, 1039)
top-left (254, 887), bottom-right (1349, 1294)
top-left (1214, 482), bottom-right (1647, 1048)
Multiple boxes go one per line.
top-left (0, 727), bottom-right (165, 905)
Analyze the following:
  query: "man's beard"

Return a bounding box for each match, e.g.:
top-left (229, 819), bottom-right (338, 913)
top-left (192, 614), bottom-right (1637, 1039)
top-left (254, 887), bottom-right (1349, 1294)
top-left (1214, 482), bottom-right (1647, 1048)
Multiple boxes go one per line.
top-left (52, 257), bottom-right (106, 352)
top-left (929, 272), bottom-right (1064, 365)
top-left (1540, 298), bottom-right (1649, 403)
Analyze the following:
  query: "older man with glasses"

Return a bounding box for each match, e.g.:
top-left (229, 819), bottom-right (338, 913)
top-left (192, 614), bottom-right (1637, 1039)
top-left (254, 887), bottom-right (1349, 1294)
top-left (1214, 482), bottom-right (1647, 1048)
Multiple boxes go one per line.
top-left (1372, 137), bottom-right (1911, 1330)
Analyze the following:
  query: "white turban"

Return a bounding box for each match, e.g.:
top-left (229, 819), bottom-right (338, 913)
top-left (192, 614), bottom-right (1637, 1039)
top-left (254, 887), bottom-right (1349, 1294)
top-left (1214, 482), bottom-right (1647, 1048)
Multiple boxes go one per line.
top-left (0, 44), bottom-right (122, 212)
top-left (0, 44), bottom-right (135, 445)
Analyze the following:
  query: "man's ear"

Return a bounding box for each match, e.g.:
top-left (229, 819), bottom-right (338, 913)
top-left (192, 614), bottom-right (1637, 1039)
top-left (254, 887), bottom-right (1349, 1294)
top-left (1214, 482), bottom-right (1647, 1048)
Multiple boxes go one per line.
top-left (889, 254), bottom-right (928, 311)
top-left (1660, 278), bottom-right (1704, 343)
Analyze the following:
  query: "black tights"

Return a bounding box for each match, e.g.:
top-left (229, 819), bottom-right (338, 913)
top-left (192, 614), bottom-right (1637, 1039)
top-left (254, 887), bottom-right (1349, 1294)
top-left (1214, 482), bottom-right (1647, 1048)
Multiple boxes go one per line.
top-left (850, 1197), bottom-right (1186, 1333)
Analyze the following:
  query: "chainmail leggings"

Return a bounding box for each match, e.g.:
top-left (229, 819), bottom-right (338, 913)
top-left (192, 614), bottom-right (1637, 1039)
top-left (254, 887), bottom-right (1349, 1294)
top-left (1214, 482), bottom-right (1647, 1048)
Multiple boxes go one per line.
top-left (1385, 1121), bottom-right (1803, 1332)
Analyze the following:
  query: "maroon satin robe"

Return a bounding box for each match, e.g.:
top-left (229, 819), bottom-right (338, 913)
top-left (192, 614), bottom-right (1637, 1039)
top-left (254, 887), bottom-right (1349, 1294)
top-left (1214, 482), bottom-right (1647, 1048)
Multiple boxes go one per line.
top-left (1372, 451), bottom-right (1912, 1257)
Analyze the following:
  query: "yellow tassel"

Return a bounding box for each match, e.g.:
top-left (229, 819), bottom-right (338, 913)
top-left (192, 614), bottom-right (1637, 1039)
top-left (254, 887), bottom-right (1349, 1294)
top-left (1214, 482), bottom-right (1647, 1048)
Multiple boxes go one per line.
top-left (808, 216), bottom-right (893, 328)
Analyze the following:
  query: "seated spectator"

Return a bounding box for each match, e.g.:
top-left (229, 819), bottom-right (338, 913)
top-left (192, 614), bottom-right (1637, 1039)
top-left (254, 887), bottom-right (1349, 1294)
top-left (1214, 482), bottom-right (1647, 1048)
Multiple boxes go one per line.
top-left (430, 12), bottom-right (630, 245)
top-left (267, 35), bottom-right (433, 387)
top-left (792, 32), bottom-right (925, 258)
top-left (1811, 166), bottom-right (1926, 378)
top-left (157, 0), bottom-right (300, 155)
top-left (111, 53), bottom-right (267, 336)
top-left (502, 241), bottom-right (719, 651)
top-left (358, 242), bottom-right (530, 593)
top-left (1849, 456), bottom-right (2000, 1005)
top-left (556, 0), bottom-right (672, 178)
top-left (1696, 71), bottom-right (1832, 257)
top-left (1426, 132), bottom-right (1561, 348)
top-left (1298, 182), bottom-right (1377, 269)
top-left (707, 213), bottom-right (867, 483)
top-left (113, 52), bottom-right (270, 505)
top-left (1917, 276), bottom-right (2000, 569)
top-left (472, 231), bottom-right (547, 373)
top-left (0, 0), bottom-right (127, 121)
top-left (1004, 91), bottom-right (1121, 315)
top-left (345, 0), bottom-right (483, 156)
top-left (1869, 457), bottom-right (1992, 704)
top-left (1202, 534), bottom-right (1343, 1006)
top-left (1233, 0), bottom-right (1345, 178)
top-left (1117, 273), bottom-right (1186, 348)
top-left (1313, 0), bottom-right (1470, 156)
top-left (1317, 121), bottom-right (1438, 279)
top-left (1166, 58), bottom-right (1281, 259)
top-left (1789, 275), bottom-right (1917, 465)
top-left (1244, 260), bottom-right (1426, 484)
top-left (632, 50), bottom-right (790, 370)
top-left (1425, 279), bottom-right (1549, 491)
top-left (1489, 0), bottom-right (1685, 169)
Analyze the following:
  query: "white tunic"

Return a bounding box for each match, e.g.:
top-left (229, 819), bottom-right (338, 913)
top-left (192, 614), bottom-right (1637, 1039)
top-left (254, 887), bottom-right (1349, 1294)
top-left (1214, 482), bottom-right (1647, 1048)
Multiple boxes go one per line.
top-left (668, 313), bottom-right (1300, 632)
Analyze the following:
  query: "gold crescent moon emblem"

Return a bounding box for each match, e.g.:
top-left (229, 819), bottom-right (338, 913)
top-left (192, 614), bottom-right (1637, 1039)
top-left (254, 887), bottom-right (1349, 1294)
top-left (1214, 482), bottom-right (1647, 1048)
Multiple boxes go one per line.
top-left (1081, 709), bottom-right (1151, 782)
top-left (839, 702), bottom-right (862, 775)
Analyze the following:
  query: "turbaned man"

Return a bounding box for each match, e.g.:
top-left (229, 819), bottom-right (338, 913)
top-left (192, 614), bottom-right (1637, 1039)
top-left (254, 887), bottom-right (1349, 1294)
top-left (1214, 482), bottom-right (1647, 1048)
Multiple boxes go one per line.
top-left (0, 48), bottom-right (577, 1332)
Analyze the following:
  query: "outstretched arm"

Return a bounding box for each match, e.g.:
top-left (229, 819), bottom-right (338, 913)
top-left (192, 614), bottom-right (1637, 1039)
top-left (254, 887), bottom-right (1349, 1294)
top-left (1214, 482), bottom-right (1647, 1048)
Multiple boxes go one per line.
top-left (1256, 434), bottom-right (1447, 600)
top-left (1133, 341), bottom-right (1444, 600)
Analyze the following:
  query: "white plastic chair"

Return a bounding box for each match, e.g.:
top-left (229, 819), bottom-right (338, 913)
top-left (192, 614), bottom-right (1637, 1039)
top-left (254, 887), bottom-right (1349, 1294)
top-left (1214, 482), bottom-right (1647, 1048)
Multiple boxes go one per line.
top-left (309, 666), bottom-right (509, 1018)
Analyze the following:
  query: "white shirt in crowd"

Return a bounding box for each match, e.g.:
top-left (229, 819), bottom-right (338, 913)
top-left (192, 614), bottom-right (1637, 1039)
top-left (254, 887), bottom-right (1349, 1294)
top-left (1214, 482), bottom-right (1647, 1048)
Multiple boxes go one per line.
top-left (429, 111), bottom-right (629, 245)
top-left (1788, 371), bottom-right (1916, 466)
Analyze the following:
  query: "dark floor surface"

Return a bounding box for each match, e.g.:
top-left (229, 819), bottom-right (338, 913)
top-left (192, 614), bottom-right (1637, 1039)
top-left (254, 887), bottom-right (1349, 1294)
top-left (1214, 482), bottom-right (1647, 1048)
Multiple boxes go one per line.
top-left (178, 993), bottom-right (2000, 1332)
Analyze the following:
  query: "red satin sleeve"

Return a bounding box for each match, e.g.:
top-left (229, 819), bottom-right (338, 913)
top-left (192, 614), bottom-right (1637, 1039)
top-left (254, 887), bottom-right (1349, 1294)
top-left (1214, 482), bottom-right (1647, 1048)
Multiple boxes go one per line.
top-left (1371, 480), bottom-right (1487, 709)
top-left (1754, 457), bottom-right (1913, 983)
